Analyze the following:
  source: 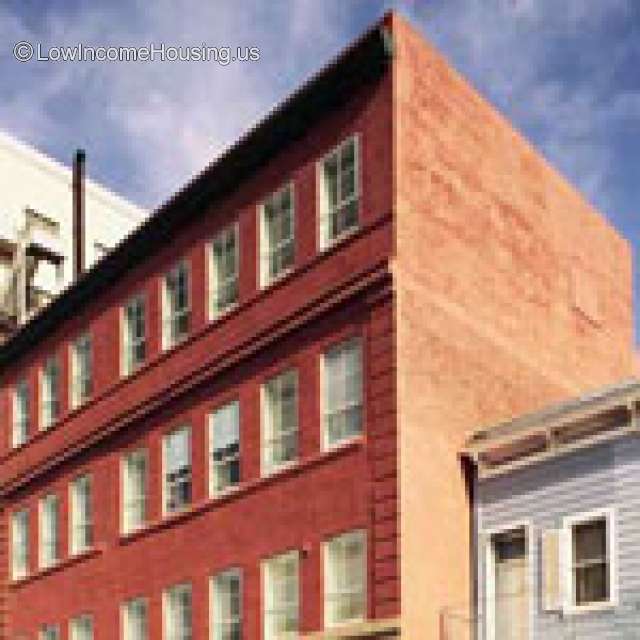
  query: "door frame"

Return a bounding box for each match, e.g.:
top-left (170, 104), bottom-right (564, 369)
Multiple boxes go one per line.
top-left (483, 520), bottom-right (534, 640)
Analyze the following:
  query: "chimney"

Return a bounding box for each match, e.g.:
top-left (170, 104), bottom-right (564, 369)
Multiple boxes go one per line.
top-left (72, 149), bottom-right (86, 279)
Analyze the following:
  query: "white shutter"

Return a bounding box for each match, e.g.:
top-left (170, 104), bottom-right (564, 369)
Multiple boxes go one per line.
top-left (542, 529), bottom-right (562, 611)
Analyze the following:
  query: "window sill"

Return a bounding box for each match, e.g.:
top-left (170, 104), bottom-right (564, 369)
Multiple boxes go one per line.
top-left (564, 600), bottom-right (617, 616)
top-left (9, 546), bottom-right (103, 589)
top-left (320, 225), bottom-right (360, 254)
top-left (301, 617), bottom-right (400, 639)
top-left (118, 437), bottom-right (364, 546)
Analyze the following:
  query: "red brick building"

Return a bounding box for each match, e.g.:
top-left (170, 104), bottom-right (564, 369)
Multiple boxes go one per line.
top-left (0, 12), bottom-right (634, 640)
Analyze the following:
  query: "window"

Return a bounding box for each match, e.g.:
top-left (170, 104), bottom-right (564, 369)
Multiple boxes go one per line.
top-left (210, 224), bottom-right (239, 318)
top-left (70, 475), bottom-right (93, 555)
top-left (39, 494), bottom-right (59, 569)
top-left (70, 615), bottom-right (93, 640)
top-left (123, 295), bottom-right (147, 375)
top-left (209, 401), bottom-right (240, 495)
top-left (11, 509), bottom-right (29, 580)
top-left (162, 261), bottom-right (190, 350)
top-left (40, 356), bottom-right (60, 430)
top-left (324, 530), bottom-right (367, 627)
top-left (323, 338), bottom-right (363, 448)
top-left (164, 583), bottom-right (192, 640)
top-left (123, 597), bottom-right (148, 640)
top-left (211, 568), bottom-right (242, 640)
top-left (40, 625), bottom-right (60, 640)
top-left (319, 136), bottom-right (359, 248)
top-left (122, 450), bottom-right (148, 534)
top-left (12, 379), bottom-right (30, 448)
top-left (567, 511), bottom-right (615, 608)
top-left (71, 333), bottom-right (93, 409)
top-left (262, 370), bottom-right (298, 474)
top-left (163, 427), bottom-right (191, 515)
top-left (260, 184), bottom-right (295, 286)
top-left (263, 551), bottom-right (299, 640)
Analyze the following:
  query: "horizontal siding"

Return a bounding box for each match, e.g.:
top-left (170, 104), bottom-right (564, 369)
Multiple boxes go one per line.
top-left (478, 434), bottom-right (640, 639)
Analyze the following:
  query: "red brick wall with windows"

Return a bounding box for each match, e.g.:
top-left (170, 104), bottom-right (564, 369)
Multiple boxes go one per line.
top-left (0, 66), bottom-right (397, 639)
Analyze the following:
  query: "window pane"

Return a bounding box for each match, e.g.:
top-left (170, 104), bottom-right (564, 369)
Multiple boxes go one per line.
top-left (70, 615), bottom-right (93, 640)
top-left (13, 380), bottom-right (29, 447)
top-left (261, 185), bottom-right (295, 286)
top-left (124, 598), bottom-right (148, 640)
top-left (213, 569), bottom-right (242, 640)
top-left (164, 263), bottom-right (190, 348)
top-left (124, 296), bottom-right (146, 374)
top-left (264, 552), bottom-right (299, 640)
top-left (164, 428), bottom-right (191, 513)
top-left (211, 225), bottom-right (239, 316)
top-left (165, 584), bottom-right (192, 640)
top-left (12, 509), bottom-right (29, 579)
top-left (325, 530), bottom-right (366, 626)
top-left (263, 371), bottom-right (298, 473)
top-left (572, 517), bottom-right (610, 605)
top-left (210, 402), bottom-right (240, 494)
top-left (324, 339), bottom-right (363, 447)
top-left (72, 475), bottom-right (93, 554)
top-left (123, 451), bottom-right (148, 533)
top-left (40, 494), bottom-right (59, 568)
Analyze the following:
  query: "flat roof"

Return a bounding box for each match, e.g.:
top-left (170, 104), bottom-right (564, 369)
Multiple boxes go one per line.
top-left (0, 15), bottom-right (393, 372)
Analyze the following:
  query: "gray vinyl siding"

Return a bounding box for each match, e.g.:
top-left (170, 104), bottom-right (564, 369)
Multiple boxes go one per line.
top-left (477, 434), bottom-right (640, 639)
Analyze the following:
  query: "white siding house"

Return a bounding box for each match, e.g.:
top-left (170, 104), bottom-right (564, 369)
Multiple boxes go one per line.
top-left (0, 129), bottom-right (145, 331)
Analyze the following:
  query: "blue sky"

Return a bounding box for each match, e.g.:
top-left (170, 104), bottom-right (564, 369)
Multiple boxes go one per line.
top-left (1, 0), bottom-right (638, 339)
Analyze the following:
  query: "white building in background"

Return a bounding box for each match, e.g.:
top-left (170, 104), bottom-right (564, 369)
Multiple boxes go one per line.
top-left (0, 129), bottom-right (146, 337)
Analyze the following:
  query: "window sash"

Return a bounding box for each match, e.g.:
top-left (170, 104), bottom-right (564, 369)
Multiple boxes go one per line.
top-left (40, 495), bottom-right (59, 568)
top-left (325, 530), bottom-right (367, 626)
top-left (12, 509), bottom-right (29, 579)
top-left (163, 263), bottom-right (190, 348)
top-left (320, 136), bottom-right (359, 247)
top-left (323, 339), bottom-right (363, 447)
top-left (262, 371), bottom-right (298, 473)
top-left (261, 185), bottom-right (295, 286)
top-left (210, 225), bottom-right (239, 316)
top-left (72, 335), bottom-right (93, 407)
top-left (212, 569), bottom-right (242, 640)
top-left (40, 625), bottom-right (60, 640)
top-left (71, 476), bottom-right (93, 554)
top-left (263, 552), bottom-right (299, 640)
top-left (13, 380), bottom-right (29, 447)
top-left (124, 598), bottom-right (148, 640)
top-left (70, 615), bottom-right (93, 640)
top-left (41, 358), bottom-right (60, 429)
top-left (124, 296), bottom-right (147, 374)
top-left (571, 517), bottom-right (610, 606)
top-left (165, 584), bottom-right (192, 640)
top-left (123, 451), bottom-right (148, 533)
top-left (164, 428), bottom-right (192, 514)
top-left (210, 402), bottom-right (240, 494)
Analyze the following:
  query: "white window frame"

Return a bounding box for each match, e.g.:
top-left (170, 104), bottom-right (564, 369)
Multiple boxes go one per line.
top-left (39, 493), bottom-right (60, 569)
top-left (259, 183), bottom-right (295, 288)
top-left (162, 261), bottom-right (191, 351)
top-left (262, 550), bottom-right (300, 640)
top-left (209, 222), bottom-right (240, 320)
top-left (69, 614), bottom-right (93, 640)
top-left (40, 624), bottom-right (60, 640)
top-left (162, 426), bottom-right (192, 516)
top-left (11, 509), bottom-right (29, 581)
top-left (482, 520), bottom-right (534, 640)
top-left (323, 529), bottom-right (367, 628)
top-left (210, 568), bottom-right (242, 640)
top-left (121, 449), bottom-right (148, 534)
top-left (562, 508), bottom-right (617, 614)
top-left (70, 474), bottom-right (93, 555)
top-left (209, 400), bottom-right (241, 497)
top-left (122, 294), bottom-right (147, 376)
top-left (71, 333), bottom-right (93, 409)
top-left (122, 596), bottom-right (148, 640)
top-left (321, 338), bottom-right (363, 450)
top-left (318, 134), bottom-right (360, 250)
top-left (40, 356), bottom-right (60, 430)
top-left (12, 379), bottom-right (30, 448)
top-left (261, 370), bottom-right (299, 476)
top-left (163, 583), bottom-right (192, 640)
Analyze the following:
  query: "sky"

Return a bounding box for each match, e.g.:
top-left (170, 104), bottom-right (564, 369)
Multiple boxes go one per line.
top-left (0, 0), bottom-right (638, 339)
